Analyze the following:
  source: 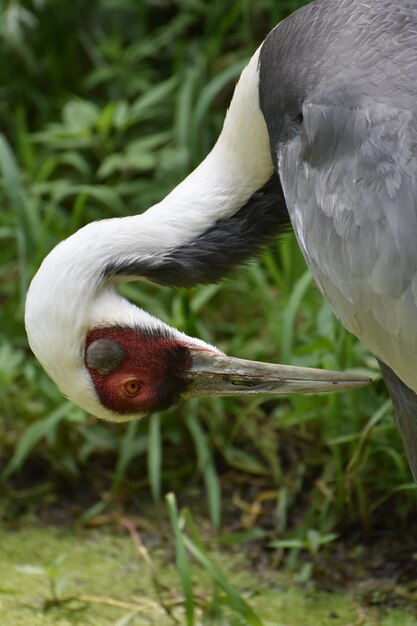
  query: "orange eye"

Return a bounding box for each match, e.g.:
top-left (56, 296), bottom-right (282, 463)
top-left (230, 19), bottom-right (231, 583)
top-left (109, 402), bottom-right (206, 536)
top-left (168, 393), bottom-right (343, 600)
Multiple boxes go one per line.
top-left (123, 379), bottom-right (141, 396)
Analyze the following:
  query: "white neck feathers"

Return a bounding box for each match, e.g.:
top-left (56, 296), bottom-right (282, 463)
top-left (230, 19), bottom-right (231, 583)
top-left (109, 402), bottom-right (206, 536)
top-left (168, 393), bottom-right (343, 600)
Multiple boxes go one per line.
top-left (24, 44), bottom-right (272, 420)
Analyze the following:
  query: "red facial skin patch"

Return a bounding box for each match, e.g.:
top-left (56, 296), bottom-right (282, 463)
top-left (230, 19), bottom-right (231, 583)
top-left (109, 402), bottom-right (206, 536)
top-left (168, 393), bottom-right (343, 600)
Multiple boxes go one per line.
top-left (85, 327), bottom-right (192, 416)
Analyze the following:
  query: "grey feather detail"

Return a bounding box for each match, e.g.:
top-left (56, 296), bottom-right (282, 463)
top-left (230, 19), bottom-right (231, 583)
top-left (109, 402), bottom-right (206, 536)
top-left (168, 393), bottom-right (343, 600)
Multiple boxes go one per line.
top-left (259, 0), bottom-right (417, 396)
top-left (276, 102), bottom-right (417, 395)
top-left (379, 360), bottom-right (417, 481)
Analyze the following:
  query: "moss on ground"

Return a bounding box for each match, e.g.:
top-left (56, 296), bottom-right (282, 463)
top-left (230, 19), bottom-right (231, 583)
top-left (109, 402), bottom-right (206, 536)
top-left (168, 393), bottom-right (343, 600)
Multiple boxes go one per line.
top-left (0, 526), bottom-right (416, 626)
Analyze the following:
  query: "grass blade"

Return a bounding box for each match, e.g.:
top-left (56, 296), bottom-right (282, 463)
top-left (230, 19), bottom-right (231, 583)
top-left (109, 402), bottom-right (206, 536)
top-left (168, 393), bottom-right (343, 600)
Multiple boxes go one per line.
top-left (186, 413), bottom-right (221, 529)
top-left (147, 412), bottom-right (161, 502)
top-left (183, 534), bottom-right (265, 626)
top-left (112, 420), bottom-right (139, 492)
top-left (280, 270), bottom-right (313, 362)
top-left (166, 493), bottom-right (195, 626)
top-left (0, 133), bottom-right (40, 304)
top-left (2, 401), bottom-right (74, 479)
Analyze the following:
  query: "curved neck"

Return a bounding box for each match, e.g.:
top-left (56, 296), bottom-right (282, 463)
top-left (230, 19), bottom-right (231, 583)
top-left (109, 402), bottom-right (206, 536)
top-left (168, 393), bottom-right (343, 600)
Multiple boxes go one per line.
top-left (111, 45), bottom-right (274, 259)
top-left (25, 45), bottom-right (275, 402)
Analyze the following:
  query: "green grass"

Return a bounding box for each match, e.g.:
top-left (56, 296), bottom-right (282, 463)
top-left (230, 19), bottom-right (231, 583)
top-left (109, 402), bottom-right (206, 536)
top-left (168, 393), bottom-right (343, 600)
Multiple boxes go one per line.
top-left (2, 522), bottom-right (417, 626)
top-left (1, 2), bottom-right (417, 623)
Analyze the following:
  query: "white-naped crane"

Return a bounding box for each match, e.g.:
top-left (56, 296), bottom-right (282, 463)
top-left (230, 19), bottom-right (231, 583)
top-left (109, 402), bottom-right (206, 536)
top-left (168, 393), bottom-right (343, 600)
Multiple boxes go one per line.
top-left (25, 0), bottom-right (417, 479)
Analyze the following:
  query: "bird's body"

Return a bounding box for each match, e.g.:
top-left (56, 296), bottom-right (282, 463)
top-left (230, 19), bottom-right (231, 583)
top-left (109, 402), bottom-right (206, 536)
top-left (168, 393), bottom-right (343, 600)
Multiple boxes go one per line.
top-left (261, 0), bottom-right (417, 394)
top-left (25, 0), bottom-right (417, 478)
top-left (259, 0), bottom-right (417, 474)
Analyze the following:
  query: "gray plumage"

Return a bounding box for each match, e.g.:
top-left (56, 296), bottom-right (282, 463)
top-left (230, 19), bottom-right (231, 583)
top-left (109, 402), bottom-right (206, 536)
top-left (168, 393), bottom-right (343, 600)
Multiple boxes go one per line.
top-left (259, 0), bottom-right (417, 479)
top-left (379, 361), bottom-right (417, 480)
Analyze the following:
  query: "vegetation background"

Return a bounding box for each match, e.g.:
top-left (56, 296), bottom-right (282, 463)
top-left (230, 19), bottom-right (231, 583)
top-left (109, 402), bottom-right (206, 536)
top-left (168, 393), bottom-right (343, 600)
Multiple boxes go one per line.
top-left (1, 0), bottom-right (416, 620)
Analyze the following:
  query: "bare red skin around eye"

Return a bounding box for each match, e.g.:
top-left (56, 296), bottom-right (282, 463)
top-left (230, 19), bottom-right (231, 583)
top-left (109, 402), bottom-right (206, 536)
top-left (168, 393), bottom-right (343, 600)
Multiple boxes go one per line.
top-left (85, 327), bottom-right (192, 415)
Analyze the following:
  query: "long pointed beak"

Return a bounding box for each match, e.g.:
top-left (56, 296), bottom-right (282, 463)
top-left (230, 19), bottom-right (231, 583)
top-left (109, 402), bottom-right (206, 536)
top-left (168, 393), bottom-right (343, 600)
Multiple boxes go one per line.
top-left (181, 349), bottom-right (372, 399)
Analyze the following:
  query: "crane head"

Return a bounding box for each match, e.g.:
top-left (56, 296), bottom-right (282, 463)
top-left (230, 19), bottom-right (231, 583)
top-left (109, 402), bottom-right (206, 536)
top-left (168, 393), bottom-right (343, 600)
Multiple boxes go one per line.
top-left (85, 327), bottom-right (191, 415)
top-left (81, 323), bottom-right (372, 420)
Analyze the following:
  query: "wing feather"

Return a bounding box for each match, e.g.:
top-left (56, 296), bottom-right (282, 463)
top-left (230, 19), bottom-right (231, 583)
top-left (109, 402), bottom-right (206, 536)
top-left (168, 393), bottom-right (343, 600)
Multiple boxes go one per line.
top-left (279, 101), bottom-right (417, 394)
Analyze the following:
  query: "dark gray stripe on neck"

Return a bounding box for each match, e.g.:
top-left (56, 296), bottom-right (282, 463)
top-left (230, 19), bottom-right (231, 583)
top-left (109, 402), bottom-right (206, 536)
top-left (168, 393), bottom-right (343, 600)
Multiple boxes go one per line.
top-left (104, 172), bottom-right (291, 287)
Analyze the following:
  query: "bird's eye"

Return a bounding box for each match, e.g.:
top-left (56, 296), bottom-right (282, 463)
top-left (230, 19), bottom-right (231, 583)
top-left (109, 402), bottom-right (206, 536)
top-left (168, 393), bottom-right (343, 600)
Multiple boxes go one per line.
top-left (123, 379), bottom-right (141, 396)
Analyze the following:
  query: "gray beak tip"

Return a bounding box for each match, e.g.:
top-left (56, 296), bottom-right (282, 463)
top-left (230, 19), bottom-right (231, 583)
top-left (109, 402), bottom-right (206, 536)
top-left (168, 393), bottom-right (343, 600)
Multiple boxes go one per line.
top-left (182, 348), bottom-right (372, 399)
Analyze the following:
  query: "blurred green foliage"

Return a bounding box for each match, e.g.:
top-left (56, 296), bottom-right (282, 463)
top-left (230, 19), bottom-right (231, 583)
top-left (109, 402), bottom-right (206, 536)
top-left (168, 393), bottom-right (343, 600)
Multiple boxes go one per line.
top-left (0, 0), bottom-right (415, 559)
